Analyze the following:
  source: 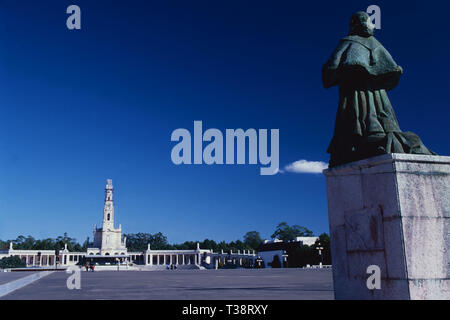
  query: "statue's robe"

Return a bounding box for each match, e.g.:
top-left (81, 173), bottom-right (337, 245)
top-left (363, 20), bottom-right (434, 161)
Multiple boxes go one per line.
top-left (323, 35), bottom-right (434, 167)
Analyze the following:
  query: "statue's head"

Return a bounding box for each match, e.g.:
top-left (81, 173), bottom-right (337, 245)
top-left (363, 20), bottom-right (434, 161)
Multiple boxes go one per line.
top-left (349, 11), bottom-right (375, 37)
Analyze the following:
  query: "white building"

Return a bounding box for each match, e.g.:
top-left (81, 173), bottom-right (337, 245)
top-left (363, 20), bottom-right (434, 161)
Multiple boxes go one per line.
top-left (87, 179), bottom-right (127, 257)
top-left (1, 179), bottom-right (257, 270)
top-left (295, 237), bottom-right (319, 246)
top-left (259, 236), bottom-right (319, 268)
top-left (263, 236), bottom-right (319, 246)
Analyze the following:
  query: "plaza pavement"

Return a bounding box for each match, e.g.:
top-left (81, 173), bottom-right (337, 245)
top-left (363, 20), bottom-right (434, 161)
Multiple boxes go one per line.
top-left (1, 268), bottom-right (334, 300)
top-left (0, 272), bottom-right (38, 286)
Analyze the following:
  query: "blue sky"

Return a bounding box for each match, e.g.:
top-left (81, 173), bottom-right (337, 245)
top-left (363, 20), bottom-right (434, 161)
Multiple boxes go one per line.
top-left (0, 1), bottom-right (449, 244)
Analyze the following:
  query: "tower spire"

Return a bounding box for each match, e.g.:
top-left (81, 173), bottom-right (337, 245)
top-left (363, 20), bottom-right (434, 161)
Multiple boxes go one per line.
top-left (103, 179), bottom-right (114, 229)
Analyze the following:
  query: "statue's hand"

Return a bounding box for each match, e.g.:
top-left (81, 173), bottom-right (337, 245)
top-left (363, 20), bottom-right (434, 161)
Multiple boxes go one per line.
top-left (397, 66), bottom-right (403, 74)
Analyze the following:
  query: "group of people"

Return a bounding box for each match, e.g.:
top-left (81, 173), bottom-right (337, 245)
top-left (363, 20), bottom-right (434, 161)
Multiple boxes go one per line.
top-left (84, 262), bottom-right (95, 271)
top-left (166, 264), bottom-right (177, 270)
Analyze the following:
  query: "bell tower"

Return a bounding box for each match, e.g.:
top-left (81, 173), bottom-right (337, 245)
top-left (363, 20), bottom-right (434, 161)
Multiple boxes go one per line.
top-left (102, 179), bottom-right (114, 230)
top-left (88, 179), bottom-right (127, 255)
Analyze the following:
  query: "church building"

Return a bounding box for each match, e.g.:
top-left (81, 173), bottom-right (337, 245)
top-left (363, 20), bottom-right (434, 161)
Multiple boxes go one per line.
top-left (87, 179), bottom-right (127, 256)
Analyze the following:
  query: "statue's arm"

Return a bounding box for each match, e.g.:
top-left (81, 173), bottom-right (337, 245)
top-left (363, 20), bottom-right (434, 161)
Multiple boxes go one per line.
top-left (369, 44), bottom-right (403, 90)
top-left (322, 41), bottom-right (350, 89)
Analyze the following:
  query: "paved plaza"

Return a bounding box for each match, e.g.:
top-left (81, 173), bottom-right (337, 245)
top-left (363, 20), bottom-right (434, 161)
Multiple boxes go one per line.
top-left (1, 268), bottom-right (334, 300)
top-left (0, 272), bottom-right (39, 286)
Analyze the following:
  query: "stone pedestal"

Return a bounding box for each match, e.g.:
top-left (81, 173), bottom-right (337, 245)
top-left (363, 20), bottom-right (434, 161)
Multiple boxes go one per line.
top-left (324, 154), bottom-right (449, 300)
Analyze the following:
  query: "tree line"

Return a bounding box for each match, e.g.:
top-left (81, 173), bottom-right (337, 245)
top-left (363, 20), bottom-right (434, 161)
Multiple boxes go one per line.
top-left (0, 233), bottom-right (86, 252)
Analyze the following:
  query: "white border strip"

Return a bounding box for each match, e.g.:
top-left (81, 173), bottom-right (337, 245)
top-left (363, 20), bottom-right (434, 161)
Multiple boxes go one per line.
top-left (0, 271), bottom-right (54, 298)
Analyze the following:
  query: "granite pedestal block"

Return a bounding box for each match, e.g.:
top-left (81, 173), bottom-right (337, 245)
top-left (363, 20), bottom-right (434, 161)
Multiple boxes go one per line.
top-left (324, 154), bottom-right (450, 300)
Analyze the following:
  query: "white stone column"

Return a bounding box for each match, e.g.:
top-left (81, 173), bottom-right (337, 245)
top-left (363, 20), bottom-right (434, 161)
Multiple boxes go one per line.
top-left (324, 154), bottom-right (450, 300)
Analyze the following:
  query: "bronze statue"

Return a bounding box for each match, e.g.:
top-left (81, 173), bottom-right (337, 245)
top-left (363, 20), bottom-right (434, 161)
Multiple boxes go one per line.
top-left (323, 11), bottom-right (435, 167)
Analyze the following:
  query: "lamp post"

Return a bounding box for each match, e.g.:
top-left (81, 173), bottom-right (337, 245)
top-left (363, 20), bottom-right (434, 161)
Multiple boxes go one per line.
top-left (255, 257), bottom-right (263, 269)
top-left (316, 242), bottom-right (324, 268)
top-left (281, 251), bottom-right (288, 268)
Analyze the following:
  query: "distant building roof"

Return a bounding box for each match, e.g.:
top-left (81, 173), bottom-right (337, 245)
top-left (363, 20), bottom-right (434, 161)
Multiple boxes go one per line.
top-left (258, 241), bottom-right (300, 252)
top-left (259, 237), bottom-right (319, 252)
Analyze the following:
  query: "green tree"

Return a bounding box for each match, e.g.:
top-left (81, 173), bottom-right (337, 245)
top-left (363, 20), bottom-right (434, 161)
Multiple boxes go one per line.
top-left (288, 245), bottom-right (317, 267)
top-left (173, 241), bottom-right (196, 250)
top-left (0, 240), bottom-right (8, 251)
top-left (3, 234), bottom-right (83, 251)
top-left (0, 256), bottom-right (26, 269)
top-left (217, 241), bottom-right (229, 251)
top-left (124, 232), bottom-right (171, 251)
top-left (201, 239), bottom-right (218, 251)
top-left (271, 222), bottom-right (314, 241)
top-left (243, 231), bottom-right (262, 250)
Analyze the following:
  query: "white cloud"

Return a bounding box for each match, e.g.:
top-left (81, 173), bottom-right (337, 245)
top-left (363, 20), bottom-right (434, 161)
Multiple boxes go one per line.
top-left (284, 160), bottom-right (328, 174)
